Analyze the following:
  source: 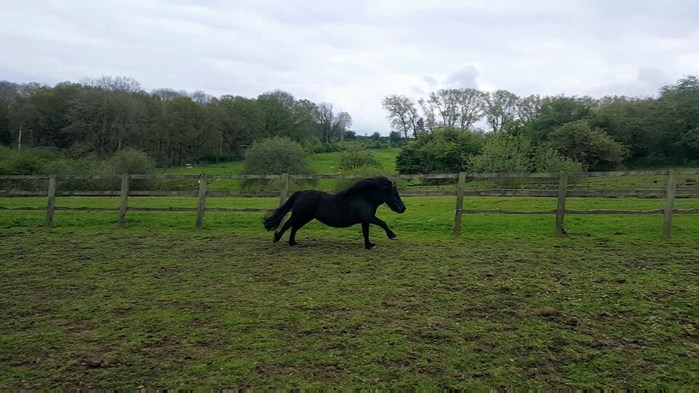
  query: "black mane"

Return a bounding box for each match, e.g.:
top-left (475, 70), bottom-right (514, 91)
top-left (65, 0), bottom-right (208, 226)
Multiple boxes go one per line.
top-left (335, 176), bottom-right (392, 198)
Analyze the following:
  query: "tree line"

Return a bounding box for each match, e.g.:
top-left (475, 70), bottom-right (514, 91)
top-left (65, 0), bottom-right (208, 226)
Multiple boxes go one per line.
top-left (0, 76), bottom-right (355, 166)
top-left (383, 75), bottom-right (699, 168)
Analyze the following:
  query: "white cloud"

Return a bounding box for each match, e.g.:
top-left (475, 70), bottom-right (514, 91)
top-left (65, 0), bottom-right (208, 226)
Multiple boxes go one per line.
top-left (1, 0), bottom-right (698, 133)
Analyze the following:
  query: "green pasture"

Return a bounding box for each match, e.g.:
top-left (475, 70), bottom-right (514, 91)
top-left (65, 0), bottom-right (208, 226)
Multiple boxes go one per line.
top-left (1, 150), bottom-right (698, 388)
top-left (1, 204), bottom-right (697, 389)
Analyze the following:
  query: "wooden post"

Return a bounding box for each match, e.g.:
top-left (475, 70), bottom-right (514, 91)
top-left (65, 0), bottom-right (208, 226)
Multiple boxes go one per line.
top-left (276, 173), bottom-right (291, 229)
top-left (279, 172), bottom-right (290, 207)
top-left (663, 169), bottom-right (678, 238)
top-left (453, 172), bottom-right (466, 235)
top-left (555, 172), bottom-right (568, 237)
top-left (118, 174), bottom-right (129, 228)
top-left (196, 174), bottom-right (207, 229)
top-left (46, 175), bottom-right (56, 228)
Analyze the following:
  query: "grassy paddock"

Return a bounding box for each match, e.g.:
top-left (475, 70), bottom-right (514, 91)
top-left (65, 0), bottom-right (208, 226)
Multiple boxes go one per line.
top-left (1, 194), bottom-right (698, 389)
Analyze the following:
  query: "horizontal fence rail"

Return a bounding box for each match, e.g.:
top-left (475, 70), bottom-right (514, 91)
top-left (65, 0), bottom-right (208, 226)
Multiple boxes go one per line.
top-left (1, 170), bottom-right (698, 237)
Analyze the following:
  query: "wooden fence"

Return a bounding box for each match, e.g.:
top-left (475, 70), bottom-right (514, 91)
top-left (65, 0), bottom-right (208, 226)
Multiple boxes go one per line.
top-left (1, 170), bottom-right (699, 237)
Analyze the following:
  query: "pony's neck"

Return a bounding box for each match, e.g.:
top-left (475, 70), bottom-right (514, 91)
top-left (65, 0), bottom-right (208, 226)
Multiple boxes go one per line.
top-left (336, 187), bottom-right (385, 207)
top-left (360, 189), bottom-right (386, 208)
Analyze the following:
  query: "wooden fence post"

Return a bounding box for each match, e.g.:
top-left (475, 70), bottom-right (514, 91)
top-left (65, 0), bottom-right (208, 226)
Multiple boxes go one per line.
top-left (555, 172), bottom-right (568, 237)
top-left (46, 175), bottom-right (56, 228)
top-left (663, 169), bottom-right (678, 238)
top-left (119, 174), bottom-right (129, 228)
top-left (453, 172), bottom-right (466, 235)
top-left (276, 173), bottom-right (291, 228)
top-left (196, 174), bottom-right (207, 229)
top-left (279, 172), bottom-right (290, 207)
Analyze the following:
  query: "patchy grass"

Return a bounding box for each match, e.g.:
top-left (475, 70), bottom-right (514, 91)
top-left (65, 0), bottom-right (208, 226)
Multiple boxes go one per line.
top-left (2, 156), bottom-right (699, 388)
top-left (1, 195), bottom-right (698, 389)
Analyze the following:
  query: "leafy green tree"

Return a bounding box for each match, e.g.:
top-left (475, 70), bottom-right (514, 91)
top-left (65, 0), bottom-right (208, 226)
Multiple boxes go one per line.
top-left (531, 146), bottom-right (583, 173)
top-left (468, 133), bottom-right (582, 173)
top-left (64, 86), bottom-right (149, 155)
top-left (546, 120), bottom-right (627, 171)
top-left (529, 96), bottom-right (594, 142)
top-left (257, 90), bottom-right (297, 137)
top-left (658, 75), bottom-right (699, 162)
top-left (22, 83), bottom-right (83, 150)
top-left (158, 97), bottom-right (212, 165)
top-left (0, 81), bottom-right (21, 146)
top-left (396, 127), bottom-right (482, 174)
top-left (468, 133), bottom-right (532, 173)
top-left (212, 96), bottom-right (265, 157)
top-left (389, 131), bottom-right (402, 145)
top-left (592, 96), bottom-right (665, 165)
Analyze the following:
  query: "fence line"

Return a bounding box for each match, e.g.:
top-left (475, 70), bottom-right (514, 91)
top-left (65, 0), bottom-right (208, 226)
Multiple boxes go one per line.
top-left (1, 170), bottom-right (699, 237)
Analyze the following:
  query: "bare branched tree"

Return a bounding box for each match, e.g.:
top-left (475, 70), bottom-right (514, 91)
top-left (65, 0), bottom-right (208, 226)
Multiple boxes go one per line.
top-left (382, 95), bottom-right (419, 138)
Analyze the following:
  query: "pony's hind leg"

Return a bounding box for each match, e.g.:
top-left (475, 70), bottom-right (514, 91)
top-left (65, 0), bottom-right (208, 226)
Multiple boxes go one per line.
top-left (273, 220), bottom-right (293, 243)
top-left (288, 214), bottom-right (313, 246)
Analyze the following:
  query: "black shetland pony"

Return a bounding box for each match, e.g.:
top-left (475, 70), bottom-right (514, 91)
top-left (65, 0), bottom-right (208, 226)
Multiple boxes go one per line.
top-left (263, 176), bottom-right (406, 249)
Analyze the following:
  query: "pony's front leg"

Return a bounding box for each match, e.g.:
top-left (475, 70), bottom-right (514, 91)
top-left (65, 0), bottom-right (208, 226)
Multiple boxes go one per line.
top-left (361, 222), bottom-right (375, 249)
top-left (371, 217), bottom-right (396, 239)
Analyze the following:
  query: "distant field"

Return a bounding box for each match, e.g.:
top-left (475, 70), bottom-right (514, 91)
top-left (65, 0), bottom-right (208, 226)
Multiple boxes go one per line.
top-left (160, 149), bottom-right (399, 176)
top-left (153, 148), bottom-right (699, 196)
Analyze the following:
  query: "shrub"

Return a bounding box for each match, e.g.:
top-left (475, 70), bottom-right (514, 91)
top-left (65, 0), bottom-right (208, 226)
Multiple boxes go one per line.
top-left (468, 134), bottom-right (532, 173)
top-left (335, 149), bottom-right (384, 191)
top-left (0, 149), bottom-right (51, 191)
top-left (306, 142), bottom-right (346, 154)
top-left (531, 146), bottom-right (584, 173)
top-left (546, 120), bottom-right (627, 171)
top-left (106, 148), bottom-right (156, 174)
top-left (0, 147), bottom-right (61, 175)
top-left (243, 137), bottom-right (314, 190)
top-left (244, 137), bottom-right (312, 175)
top-left (197, 151), bottom-right (241, 164)
top-left (396, 127), bottom-right (482, 174)
top-left (338, 149), bottom-right (382, 171)
top-left (1, 155), bottom-right (45, 175)
top-left (44, 158), bottom-right (113, 191)
top-left (468, 133), bottom-right (583, 174)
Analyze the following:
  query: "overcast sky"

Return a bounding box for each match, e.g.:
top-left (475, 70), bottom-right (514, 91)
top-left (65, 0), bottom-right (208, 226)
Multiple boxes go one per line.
top-left (1, 0), bottom-right (698, 134)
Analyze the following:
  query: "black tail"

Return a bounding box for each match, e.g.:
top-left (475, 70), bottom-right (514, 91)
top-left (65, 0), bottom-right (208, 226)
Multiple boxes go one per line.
top-left (263, 191), bottom-right (301, 231)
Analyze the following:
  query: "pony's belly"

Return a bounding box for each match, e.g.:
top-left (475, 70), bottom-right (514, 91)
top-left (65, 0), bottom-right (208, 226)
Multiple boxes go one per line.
top-left (316, 216), bottom-right (358, 228)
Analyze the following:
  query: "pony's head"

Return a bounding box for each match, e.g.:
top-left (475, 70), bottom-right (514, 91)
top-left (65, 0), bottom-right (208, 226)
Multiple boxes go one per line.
top-left (378, 177), bottom-right (406, 214)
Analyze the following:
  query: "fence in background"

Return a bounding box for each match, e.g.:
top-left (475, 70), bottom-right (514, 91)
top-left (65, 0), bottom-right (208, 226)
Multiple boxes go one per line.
top-left (2, 170), bottom-right (699, 237)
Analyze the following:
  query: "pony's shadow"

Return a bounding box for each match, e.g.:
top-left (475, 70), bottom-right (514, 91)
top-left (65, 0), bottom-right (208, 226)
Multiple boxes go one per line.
top-left (264, 233), bottom-right (398, 252)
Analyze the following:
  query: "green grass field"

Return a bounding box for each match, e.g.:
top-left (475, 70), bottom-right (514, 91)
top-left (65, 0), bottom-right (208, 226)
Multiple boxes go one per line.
top-left (1, 150), bottom-right (698, 389)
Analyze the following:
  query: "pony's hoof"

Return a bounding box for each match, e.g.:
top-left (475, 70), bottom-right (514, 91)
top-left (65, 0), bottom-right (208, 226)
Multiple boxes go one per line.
top-left (289, 241), bottom-right (298, 247)
top-left (388, 233), bottom-right (397, 239)
top-left (365, 243), bottom-right (376, 249)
